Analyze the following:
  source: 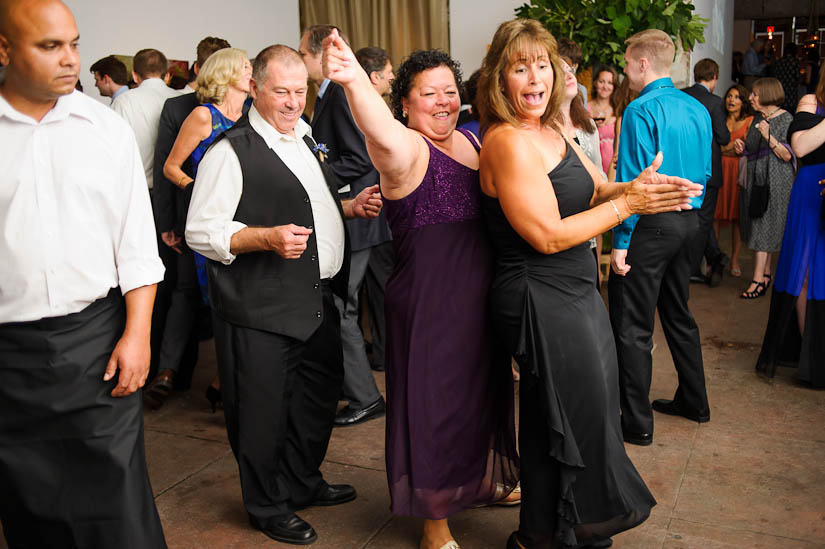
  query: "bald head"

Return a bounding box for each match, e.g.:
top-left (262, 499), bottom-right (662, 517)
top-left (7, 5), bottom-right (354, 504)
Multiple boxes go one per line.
top-left (0, 0), bottom-right (80, 118)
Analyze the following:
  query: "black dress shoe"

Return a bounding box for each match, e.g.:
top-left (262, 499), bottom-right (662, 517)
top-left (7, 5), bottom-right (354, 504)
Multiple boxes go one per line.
top-left (689, 274), bottom-right (709, 284)
top-left (708, 254), bottom-right (729, 288)
top-left (250, 513), bottom-right (317, 545)
top-left (333, 398), bottom-right (386, 427)
top-left (310, 483), bottom-right (357, 506)
top-left (622, 429), bottom-right (653, 446)
top-left (651, 398), bottom-right (709, 423)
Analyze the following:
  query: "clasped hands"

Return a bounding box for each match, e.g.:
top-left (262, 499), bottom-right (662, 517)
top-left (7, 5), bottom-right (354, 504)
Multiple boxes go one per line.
top-left (611, 151), bottom-right (703, 276)
top-left (266, 184), bottom-right (382, 259)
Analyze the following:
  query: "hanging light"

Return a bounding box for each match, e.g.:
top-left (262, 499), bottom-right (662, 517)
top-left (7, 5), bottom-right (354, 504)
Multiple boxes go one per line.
top-left (767, 26), bottom-right (774, 40)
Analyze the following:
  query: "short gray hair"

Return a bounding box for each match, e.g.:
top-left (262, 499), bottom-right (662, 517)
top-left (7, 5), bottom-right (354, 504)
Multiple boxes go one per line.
top-left (252, 44), bottom-right (302, 83)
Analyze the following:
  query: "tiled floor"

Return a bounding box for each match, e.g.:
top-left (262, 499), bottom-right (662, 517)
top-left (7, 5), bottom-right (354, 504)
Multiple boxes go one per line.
top-left (3, 247), bottom-right (824, 548)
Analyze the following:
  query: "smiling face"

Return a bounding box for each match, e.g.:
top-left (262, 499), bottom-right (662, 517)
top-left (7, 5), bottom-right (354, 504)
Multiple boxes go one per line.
top-left (594, 70), bottom-right (614, 100)
top-left (0, 0), bottom-right (80, 105)
top-left (725, 88), bottom-right (743, 116)
top-left (251, 59), bottom-right (307, 136)
top-left (401, 65), bottom-right (460, 140)
top-left (503, 45), bottom-right (554, 122)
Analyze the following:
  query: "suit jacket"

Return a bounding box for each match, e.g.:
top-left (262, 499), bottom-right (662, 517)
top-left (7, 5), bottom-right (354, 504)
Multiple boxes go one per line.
top-left (682, 83), bottom-right (730, 188)
top-left (153, 92), bottom-right (200, 236)
top-left (311, 82), bottom-right (392, 251)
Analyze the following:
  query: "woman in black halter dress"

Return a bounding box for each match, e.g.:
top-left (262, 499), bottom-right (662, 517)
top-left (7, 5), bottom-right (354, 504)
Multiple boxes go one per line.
top-left (477, 20), bottom-right (703, 548)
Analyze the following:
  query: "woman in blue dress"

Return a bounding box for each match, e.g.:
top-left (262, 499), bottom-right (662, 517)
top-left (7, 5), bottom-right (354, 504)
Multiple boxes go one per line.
top-left (756, 79), bottom-right (825, 386)
top-left (144, 47), bottom-right (251, 408)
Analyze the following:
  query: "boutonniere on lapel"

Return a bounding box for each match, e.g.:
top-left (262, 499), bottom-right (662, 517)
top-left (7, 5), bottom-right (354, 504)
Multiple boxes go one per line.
top-left (313, 142), bottom-right (329, 164)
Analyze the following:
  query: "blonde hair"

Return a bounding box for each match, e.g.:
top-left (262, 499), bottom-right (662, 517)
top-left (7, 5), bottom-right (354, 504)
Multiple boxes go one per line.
top-left (477, 19), bottom-right (565, 130)
top-left (196, 47), bottom-right (247, 105)
top-left (625, 29), bottom-right (675, 74)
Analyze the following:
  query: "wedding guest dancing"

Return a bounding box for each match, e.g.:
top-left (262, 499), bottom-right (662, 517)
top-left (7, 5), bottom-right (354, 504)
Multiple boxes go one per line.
top-left (323, 30), bottom-right (519, 549)
top-left (0, 0), bottom-right (166, 546)
top-left (185, 44), bottom-right (382, 545)
top-left (476, 19), bottom-right (701, 548)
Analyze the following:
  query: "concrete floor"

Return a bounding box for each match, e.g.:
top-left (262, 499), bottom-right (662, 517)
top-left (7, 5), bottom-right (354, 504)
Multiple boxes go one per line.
top-left (3, 245), bottom-right (824, 548)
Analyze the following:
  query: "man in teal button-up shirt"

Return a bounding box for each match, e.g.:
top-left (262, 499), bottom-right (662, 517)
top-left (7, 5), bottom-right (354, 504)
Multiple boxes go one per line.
top-left (608, 30), bottom-right (712, 447)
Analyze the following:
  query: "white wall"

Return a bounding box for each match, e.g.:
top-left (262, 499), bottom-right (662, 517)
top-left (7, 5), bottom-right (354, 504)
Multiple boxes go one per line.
top-left (66, 0), bottom-right (300, 103)
top-left (449, 0), bottom-right (523, 76)
top-left (689, 0), bottom-right (735, 93)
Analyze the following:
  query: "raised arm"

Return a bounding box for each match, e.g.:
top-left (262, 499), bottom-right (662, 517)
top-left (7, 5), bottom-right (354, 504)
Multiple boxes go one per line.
top-left (163, 105), bottom-right (212, 189)
top-left (790, 94), bottom-right (825, 157)
top-left (481, 127), bottom-right (701, 255)
top-left (322, 29), bottom-right (425, 194)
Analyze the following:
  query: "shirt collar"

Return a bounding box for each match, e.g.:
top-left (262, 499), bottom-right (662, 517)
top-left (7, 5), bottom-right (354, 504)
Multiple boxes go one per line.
top-left (640, 77), bottom-right (674, 97)
top-left (110, 85), bottom-right (127, 103)
top-left (137, 77), bottom-right (169, 89)
top-left (317, 78), bottom-right (331, 99)
top-left (698, 82), bottom-right (710, 92)
top-left (0, 89), bottom-right (95, 125)
top-left (248, 104), bottom-right (312, 150)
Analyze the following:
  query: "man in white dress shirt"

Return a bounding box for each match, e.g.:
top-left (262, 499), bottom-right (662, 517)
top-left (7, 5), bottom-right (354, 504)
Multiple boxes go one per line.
top-left (112, 47), bottom-right (180, 191)
top-left (0, 0), bottom-right (166, 547)
top-left (186, 44), bottom-right (381, 546)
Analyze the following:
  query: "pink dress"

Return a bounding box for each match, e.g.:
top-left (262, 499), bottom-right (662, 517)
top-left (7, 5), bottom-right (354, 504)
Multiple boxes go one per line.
top-left (596, 123), bottom-right (615, 175)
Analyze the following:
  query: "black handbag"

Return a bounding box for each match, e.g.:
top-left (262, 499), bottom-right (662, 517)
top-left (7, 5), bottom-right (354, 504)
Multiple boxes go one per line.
top-left (749, 127), bottom-right (771, 219)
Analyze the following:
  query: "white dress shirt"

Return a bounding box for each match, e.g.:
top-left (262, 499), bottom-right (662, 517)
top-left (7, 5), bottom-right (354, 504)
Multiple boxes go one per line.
top-left (186, 105), bottom-right (345, 279)
top-left (111, 77), bottom-right (181, 189)
top-left (0, 90), bottom-right (165, 323)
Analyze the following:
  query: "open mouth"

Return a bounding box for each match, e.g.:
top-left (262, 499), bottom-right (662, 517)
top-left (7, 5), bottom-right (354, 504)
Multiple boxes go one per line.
top-left (523, 92), bottom-right (544, 105)
top-left (433, 111), bottom-right (450, 119)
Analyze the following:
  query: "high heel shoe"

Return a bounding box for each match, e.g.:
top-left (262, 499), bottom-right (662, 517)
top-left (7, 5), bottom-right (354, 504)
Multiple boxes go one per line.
top-left (205, 385), bottom-right (221, 413)
top-left (764, 273), bottom-right (772, 290)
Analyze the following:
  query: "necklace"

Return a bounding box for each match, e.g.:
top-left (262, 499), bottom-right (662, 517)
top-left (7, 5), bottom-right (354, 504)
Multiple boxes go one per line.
top-left (763, 106), bottom-right (781, 120)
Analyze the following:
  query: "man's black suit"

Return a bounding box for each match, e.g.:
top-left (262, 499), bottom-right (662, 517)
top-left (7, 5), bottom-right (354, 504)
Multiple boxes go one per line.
top-left (681, 83), bottom-right (731, 278)
top-left (312, 82), bottom-right (393, 407)
top-left (151, 91), bottom-right (201, 388)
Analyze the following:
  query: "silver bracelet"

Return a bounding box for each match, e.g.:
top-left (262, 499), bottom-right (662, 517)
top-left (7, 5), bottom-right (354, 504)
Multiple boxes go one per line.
top-left (609, 199), bottom-right (623, 224)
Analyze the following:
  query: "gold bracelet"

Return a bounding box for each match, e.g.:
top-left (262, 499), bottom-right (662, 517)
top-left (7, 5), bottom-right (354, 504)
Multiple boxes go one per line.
top-left (609, 199), bottom-right (623, 224)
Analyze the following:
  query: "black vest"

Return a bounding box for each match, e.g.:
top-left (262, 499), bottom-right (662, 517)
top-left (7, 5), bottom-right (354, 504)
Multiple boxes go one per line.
top-left (206, 114), bottom-right (349, 341)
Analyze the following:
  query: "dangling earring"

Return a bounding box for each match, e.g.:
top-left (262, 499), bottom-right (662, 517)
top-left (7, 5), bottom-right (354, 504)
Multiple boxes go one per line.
top-left (402, 110), bottom-right (408, 118)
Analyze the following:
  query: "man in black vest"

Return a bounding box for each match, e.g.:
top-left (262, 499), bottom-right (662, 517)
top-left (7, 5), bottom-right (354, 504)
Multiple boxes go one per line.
top-left (185, 44), bottom-right (381, 546)
top-left (300, 26), bottom-right (393, 426)
top-left (682, 58), bottom-right (731, 287)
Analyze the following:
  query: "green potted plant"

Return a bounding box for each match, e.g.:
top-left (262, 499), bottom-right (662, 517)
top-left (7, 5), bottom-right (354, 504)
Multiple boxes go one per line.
top-left (515, 0), bottom-right (707, 69)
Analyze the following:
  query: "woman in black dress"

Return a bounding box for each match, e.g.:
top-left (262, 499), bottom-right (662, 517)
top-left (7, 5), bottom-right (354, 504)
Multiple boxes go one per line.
top-left (476, 20), bottom-right (703, 548)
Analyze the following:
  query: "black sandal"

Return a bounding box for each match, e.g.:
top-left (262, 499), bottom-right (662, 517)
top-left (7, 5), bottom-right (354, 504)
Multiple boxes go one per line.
top-left (764, 274), bottom-right (772, 290)
top-left (740, 280), bottom-right (767, 299)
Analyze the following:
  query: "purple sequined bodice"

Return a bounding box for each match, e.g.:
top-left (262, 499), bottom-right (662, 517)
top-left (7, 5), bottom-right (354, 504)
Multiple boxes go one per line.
top-left (384, 128), bottom-right (482, 233)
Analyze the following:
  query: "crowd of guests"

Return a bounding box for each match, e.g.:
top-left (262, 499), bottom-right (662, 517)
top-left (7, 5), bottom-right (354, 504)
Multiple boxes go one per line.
top-left (1, 1), bottom-right (823, 548)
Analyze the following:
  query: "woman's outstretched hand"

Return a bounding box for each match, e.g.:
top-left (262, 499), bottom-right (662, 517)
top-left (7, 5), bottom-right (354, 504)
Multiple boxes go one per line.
top-left (623, 151), bottom-right (704, 215)
top-left (322, 28), bottom-right (358, 85)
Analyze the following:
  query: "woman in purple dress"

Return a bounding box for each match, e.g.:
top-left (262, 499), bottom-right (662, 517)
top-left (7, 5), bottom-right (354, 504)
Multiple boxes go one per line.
top-left (323, 31), bottom-right (519, 549)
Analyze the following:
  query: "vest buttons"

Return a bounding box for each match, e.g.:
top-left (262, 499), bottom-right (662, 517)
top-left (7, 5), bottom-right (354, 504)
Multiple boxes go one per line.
top-left (316, 311), bottom-right (322, 318)
top-left (308, 225), bottom-right (313, 230)
top-left (311, 254), bottom-right (317, 261)
top-left (313, 283), bottom-right (319, 289)
top-left (304, 197), bottom-right (310, 203)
